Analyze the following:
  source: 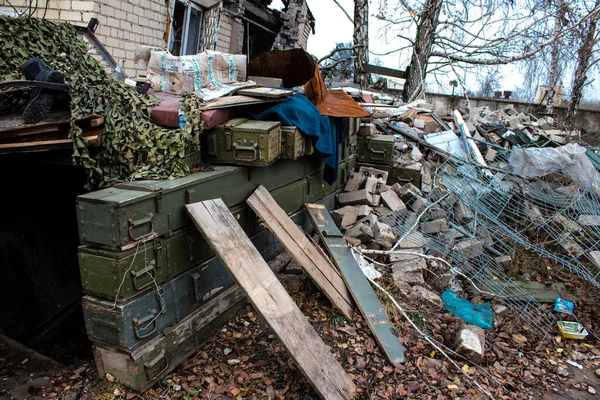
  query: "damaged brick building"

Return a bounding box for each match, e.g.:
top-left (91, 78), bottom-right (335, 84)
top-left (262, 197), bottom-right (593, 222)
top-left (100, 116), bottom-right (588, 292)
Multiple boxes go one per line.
top-left (0, 0), bottom-right (315, 74)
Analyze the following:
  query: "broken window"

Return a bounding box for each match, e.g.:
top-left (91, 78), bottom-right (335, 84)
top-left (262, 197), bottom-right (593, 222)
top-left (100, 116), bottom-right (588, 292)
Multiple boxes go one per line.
top-left (168, 0), bottom-right (204, 56)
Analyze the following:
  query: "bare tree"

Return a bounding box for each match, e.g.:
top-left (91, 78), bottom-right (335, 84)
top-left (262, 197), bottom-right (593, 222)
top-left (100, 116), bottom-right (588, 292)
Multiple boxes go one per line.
top-left (377, 0), bottom-right (600, 101)
top-left (353, 0), bottom-right (371, 86)
top-left (475, 67), bottom-right (503, 98)
top-left (546, 0), bottom-right (567, 114)
top-left (566, 0), bottom-right (600, 126)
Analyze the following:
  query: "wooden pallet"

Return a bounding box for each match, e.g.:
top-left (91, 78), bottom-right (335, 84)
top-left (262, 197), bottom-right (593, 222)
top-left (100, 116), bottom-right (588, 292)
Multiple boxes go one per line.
top-left (186, 199), bottom-right (356, 400)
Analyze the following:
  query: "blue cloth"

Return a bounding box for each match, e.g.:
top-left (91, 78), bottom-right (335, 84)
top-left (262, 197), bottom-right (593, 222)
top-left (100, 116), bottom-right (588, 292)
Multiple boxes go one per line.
top-left (251, 94), bottom-right (344, 184)
top-left (441, 290), bottom-right (495, 329)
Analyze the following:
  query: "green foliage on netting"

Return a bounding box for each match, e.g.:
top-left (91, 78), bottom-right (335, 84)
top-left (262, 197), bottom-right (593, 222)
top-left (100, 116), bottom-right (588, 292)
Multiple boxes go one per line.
top-left (0, 16), bottom-right (202, 188)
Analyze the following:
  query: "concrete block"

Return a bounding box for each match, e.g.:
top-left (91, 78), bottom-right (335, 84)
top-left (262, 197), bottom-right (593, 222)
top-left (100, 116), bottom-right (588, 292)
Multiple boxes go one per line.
top-left (429, 186), bottom-right (449, 202)
top-left (409, 196), bottom-right (430, 214)
top-left (455, 325), bottom-right (486, 362)
top-left (344, 236), bottom-right (362, 247)
top-left (398, 232), bottom-right (426, 249)
top-left (357, 205), bottom-right (373, 218)
top-left (454, 201), bottom-right (474, 223)
top-left (413, 118), bottom-right (425, 129)
top-left (374, 206), bottom-right (392, 216)
top-left (370, 194), bottom-right (381, 207)
top-left (373, 222), bottom-right (397, 249)
top-left (338, 189), bottom-right (372, 206)
top-left (359, 166), bottom-right (388, 183)
top-left (537, 118), bottom-right (552, 130)
top-left (442, 229), bottom-right (464, 243)
top-left (345, 214), bottom-right (378, 237)
top-left (344, 223), bottom-right (374, 243)
top-left (359, 123), bottom-right (377, 136)
top-left (422, 205), bottom-right (448, 222)
top-left (577, 215), bottom-right (600, 226)
top-left (344, 171), bottom-right (366, 192)
top-left (389, 248), bottom-right (423, 262)
top-left (380, 190), bottom-right (405, 212)
top-left (453, 239), bottom-right (484, 260)
top-left (376, 183), bottom-right (392, 193)
top-left (392, 258), bottom-right (425, 285)
top-left (495, 255), bottom-right (512, 270)
top-left (392, 182), bottom-right (423, 203)
top-left (364, 177), bottom-right (379, 193)
top-left (332, 206), bottom-right (358, 228)
top-left (485, 148), bottom-right (498, 162)
top-left (420, 218), bottom-right (449, 234)
top-left (412, 285), bottom-right (442, 305)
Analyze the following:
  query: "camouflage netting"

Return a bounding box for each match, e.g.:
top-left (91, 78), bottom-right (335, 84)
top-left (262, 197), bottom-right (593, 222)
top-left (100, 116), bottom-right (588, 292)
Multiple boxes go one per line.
top-left (0, 16), bottom-right (203, 188)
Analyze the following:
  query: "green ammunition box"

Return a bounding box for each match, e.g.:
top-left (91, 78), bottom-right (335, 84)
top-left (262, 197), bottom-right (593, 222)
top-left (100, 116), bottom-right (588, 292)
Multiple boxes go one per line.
top-left (93, 285), bottom-right (246, 392)
top-left (77, 158), bottom-right (324, 251)
top-left (305, 136), bottom-right (316, 155)
top-left (281, 126), bottom-right (305, 160)
top-left (82, 255), bottom-right (236, 351)
top-left (89, 193), bottom-right (341, 392)
top-left (305, 161), bottom-right (350, 203)
top-left (357, 134), bottom-right (395, 165)
top-left (204, 118), bottom-right (282, 166)
top-left (78, 204), bottom-right (254, 302)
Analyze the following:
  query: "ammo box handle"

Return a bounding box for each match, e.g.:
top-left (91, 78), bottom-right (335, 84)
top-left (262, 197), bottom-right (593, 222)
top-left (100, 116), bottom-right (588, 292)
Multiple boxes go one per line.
top-left (130, 261), bottom-right (156, 291)
top-left (233, 143), bottom-right (257, 162)
top-left (133, 310), bottom-right (158, 339)
top-left (144, 351), bottom-right (169, 380)
top-left (191, 272), bottom-right (203, 301)
top-left (128, 213), bottom-right (154, 241)
top-left (369, 148), bottom-right (387, 161)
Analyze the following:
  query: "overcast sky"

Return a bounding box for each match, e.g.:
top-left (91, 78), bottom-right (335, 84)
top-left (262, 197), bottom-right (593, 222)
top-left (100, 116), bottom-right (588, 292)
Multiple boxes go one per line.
top-left (270, 1), bottom-right (599, 100)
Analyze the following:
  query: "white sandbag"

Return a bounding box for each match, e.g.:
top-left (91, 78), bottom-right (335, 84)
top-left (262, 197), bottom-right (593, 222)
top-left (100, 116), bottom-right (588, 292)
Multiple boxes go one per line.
top-left (146, 50), bottom-right (247, 95)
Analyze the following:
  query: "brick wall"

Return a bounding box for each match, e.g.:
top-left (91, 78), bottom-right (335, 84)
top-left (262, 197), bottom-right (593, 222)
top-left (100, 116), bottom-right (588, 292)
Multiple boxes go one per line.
top-left (0, 0), bottom-right (169, 75)
top-left (215, 14), bottom-right (234, 53)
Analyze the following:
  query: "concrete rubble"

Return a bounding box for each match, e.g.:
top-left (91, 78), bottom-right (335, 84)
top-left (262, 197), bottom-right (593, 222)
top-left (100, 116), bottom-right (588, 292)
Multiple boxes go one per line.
top-left (332, 88), bottom-right (600, 377)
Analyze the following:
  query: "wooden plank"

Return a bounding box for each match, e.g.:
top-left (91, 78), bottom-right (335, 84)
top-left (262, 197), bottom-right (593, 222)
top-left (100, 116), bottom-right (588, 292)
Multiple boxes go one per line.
top-left (305, 203), bottom-right (407, 365)
top-left (361, 63), bottom-right (407, 79)
top-left (236, 87), bottom-right (295, 99)
top-left (186, 199), bottom-right (356, 400)
top-left (0, 135), bottom-right (99, 154)
top-left (200, 95), bottom-right (281, 110)
top-left (247, 185), bottom-right (355, 320)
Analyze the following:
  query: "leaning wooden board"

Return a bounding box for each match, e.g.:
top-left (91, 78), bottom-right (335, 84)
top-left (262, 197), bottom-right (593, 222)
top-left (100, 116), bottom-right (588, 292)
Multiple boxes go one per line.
top-left (246, 185), bottom-right (355, 320)
top-left (186, 199), bottom-right (355, 400)
top-left (305, 203), bottom-right (407, 364)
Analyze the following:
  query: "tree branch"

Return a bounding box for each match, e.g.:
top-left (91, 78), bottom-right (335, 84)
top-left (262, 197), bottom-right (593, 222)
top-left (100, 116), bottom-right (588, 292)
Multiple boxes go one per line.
top-left (318, 44), bottom-right (365, 64)
top-left (331, 0), bottom-right (354, 23)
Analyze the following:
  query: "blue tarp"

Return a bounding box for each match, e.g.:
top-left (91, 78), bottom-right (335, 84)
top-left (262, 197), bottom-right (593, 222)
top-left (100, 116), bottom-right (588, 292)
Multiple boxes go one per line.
top-left (441, 290), bottom-right (495, 329)
top-left (251, 94), bottom-right (344, 185)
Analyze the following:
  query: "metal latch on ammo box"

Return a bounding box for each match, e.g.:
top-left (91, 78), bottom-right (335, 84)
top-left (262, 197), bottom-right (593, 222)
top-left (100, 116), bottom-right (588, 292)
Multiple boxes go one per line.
top-left (233, 142), bottom-right (258, 162)
top-left (128, 211), bottom-right (154, 241)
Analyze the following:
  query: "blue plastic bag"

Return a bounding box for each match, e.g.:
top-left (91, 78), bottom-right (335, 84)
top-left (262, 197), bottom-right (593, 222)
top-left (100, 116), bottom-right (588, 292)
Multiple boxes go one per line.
top-left (554, 296), bottom-right (574, 315)
top-left (441, 290), bottom-right (495, 329)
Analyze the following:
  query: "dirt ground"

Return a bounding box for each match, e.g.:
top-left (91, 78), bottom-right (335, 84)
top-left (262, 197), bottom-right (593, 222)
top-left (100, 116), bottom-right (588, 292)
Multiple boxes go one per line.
top-left (2, 251), bottom-right (600, 400)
